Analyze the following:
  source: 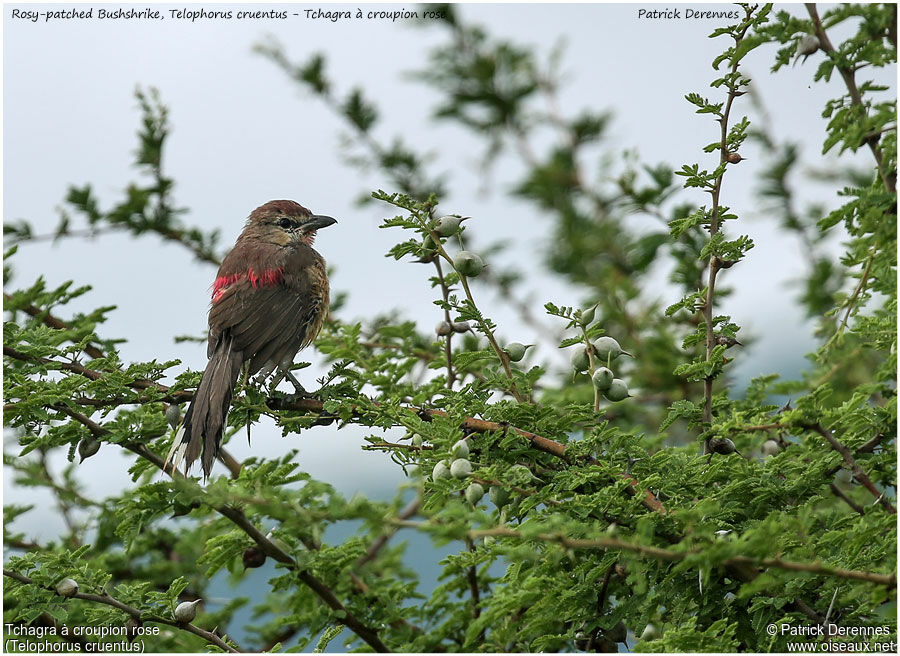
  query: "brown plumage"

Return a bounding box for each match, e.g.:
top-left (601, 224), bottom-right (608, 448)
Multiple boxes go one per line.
top-left (166, 200), bottom-right (336, 477)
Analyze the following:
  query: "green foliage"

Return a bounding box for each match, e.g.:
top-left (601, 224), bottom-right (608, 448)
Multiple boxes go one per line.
top-left (4, 4), bottom-right (896, 654)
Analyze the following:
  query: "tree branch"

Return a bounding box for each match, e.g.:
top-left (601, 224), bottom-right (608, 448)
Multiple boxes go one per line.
top-left (701, 5), bottom-right (756, 437)
top-left (3, 294), bottom-right (106, 360)
top-left (803, 422), bottom-right (896, 514)
top-left (805, 3), bottom-right (895, 192)
top-left (2, 569), bottom-right (241, 652)
top-left (3, 346), bottom-right (192, 404)
top-left (268, 396), bottom-right (668, 516)
top-left (458, 528), bottom-right (896, 587)
top-left (118, 440), bottom-right (391, 652)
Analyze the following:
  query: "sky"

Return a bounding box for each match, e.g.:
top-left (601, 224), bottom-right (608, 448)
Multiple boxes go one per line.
top-left (3, 1), bottom-right (893, 542)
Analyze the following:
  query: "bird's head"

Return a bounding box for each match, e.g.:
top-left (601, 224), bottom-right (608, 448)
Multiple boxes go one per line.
top-left (246, 200), bottom-right (337, 247)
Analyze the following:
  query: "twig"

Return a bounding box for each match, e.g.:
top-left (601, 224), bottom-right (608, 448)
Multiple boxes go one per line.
top-left (268, 396), bottom-right (668, 516)
top-left (806, 3), bottom-right (895, 192)
top-left (581, 325), bottom-right (601, 412)
top-left (464, 536), bottom-right (481, 620)
top-left (453, 528), bottom-right (895, 587)
top-left (433, 257), bottom-right (457, 389)
top-left (701, 5), bottom-right (757, 437)
top-left (733, 420), bottom-right (891, 513)
top-left (363, 439), bottom-right (433, 452)
top-left (3, 294), bottom-right (106, 359)
top-left (2, 569), bottom-right (241, 652)
top-left (596, 563), bottom-right (616, 615)
top-left (25, 399), bottom-right (391, 652)
top-left (834, 245), bottom-right (875, 338)
top-left (118, 440), bottom-right (391, 652)
top-left (3, 346), bottom-right (192, 403)
top-left (356, 496), bottom-right (421, 568)
top-left (803, 422), bottom-right (895, 514)
top-left (829, 482), bottom-right (865, 516)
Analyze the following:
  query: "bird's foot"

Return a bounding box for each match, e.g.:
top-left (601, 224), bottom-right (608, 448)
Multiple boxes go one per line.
top-left (284, 371), bottom-right (312, 397)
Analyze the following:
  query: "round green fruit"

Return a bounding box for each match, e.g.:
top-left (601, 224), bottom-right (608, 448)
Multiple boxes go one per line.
top-left (452, 439), bottom-right (470, 458)
top-left (432, 460), bottom-right (451, 480)
top-left (505, 342), bottom-right (533, 362)
top-left (465, 482), bottom-right (485, 505)
top-left (603, 378), bottom-right (630, 402)
top-left (578, 304), bottom-right (597, 327)
top-left (435, 215), bottom-right (465, 237)
top-left (570, 346), bottom-right (591, 373)
top-left (56, 578), bottom-right (78, 597)
top-left (592, 336), bottom-right (631, 363)
top-left (591, 367), bottom-right (613, 392)
top-left (450, 458), bottom-right (473, 478)
top-left (453, 250), bottom-right (484, 277)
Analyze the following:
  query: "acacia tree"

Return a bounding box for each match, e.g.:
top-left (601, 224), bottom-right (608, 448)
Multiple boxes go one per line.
top-left (4, 4), bottom-right (896, 653)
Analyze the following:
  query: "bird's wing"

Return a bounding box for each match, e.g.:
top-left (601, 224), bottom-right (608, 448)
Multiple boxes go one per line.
top-left (207, 246), bottom-right (328, 375)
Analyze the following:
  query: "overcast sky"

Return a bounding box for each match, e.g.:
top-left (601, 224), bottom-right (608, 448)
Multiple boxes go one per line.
top-left (4, 2), bottom-right (894, 538)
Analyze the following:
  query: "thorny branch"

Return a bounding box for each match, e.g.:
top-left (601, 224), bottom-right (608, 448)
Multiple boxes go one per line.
top-left (268, 395), bottom-right (668, 516)
top-left (388, 524), bottom-right (896, 587)
top-left (2, 569), bottom-right (241, 653)
top-left (805, 3), bottom-right (896, 193)
top-left (734, 420), bottom-right (894, 513)
top-left (701, 4), bottom-right (757, 439)
top-left (10, 385), bottom-right (391, 652)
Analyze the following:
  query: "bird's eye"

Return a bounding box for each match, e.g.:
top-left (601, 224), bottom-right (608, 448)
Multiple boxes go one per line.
top-left (277, 218), bottom-right (293, 229)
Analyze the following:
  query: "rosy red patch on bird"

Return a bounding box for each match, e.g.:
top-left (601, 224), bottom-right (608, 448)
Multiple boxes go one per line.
top-left (212, 273), bottom-right (241, 302)
top-left (212, 267), bottom-right (285, 302)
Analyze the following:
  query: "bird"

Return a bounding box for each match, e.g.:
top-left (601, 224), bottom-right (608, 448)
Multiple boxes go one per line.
top-left (165, 200), bottom-right (336, 478)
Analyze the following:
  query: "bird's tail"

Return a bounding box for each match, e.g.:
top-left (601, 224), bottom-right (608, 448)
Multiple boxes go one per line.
top-left (165, 337), bottom-right (243, 478)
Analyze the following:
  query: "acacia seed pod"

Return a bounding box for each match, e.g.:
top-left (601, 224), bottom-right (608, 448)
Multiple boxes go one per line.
top-left (412, 434), bottom-right (424, 448)
top-left (453, 251), bottom-right (484, 277)
top-left (603, 378), bottom-right (630, 402)
top-left (504, 342), bottom-right (533, 363)
top-left (435, 215), bottom-right (466, 237)
top-left (570, 346), bottom-right (591, 373)
top-left (710, 437), bottom-right (737, 455)
top-left (78, 438), bottom-right (101, 462)
top-left (56, 578), bottom-right (78, 597)
top-left (432, 460), bottom-right (451, 480)
top-left (578, 304), bottom-right (597, 327)
top-left (450, 458), bottom-right (472, 479)
top-left (174, 599), bottom-right (202, 623)
top-left (451, 321), bottom-right (472, 333)
top-left (452, 439), bottom-right (470, 458)
top-left (592, 336), bottom-right (631, 363)
top-left (465, 482), bottom-right (485, 505)
top-left (796, 33), bottom-right (819, 56)
top-left (165, 404), bottom-right (181, 430)
top-left (435, 321), bottom-right (452, 336)
top-left (242, 546), bottom-right (266, 569)
top-left (591, 367), bottom-right (614, 392)
top-left (761, 439), bottom-right (780, 457)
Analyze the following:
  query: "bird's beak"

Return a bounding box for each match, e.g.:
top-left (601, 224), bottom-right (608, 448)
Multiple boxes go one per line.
top-left (305, 215), bottom-right (338, 231)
